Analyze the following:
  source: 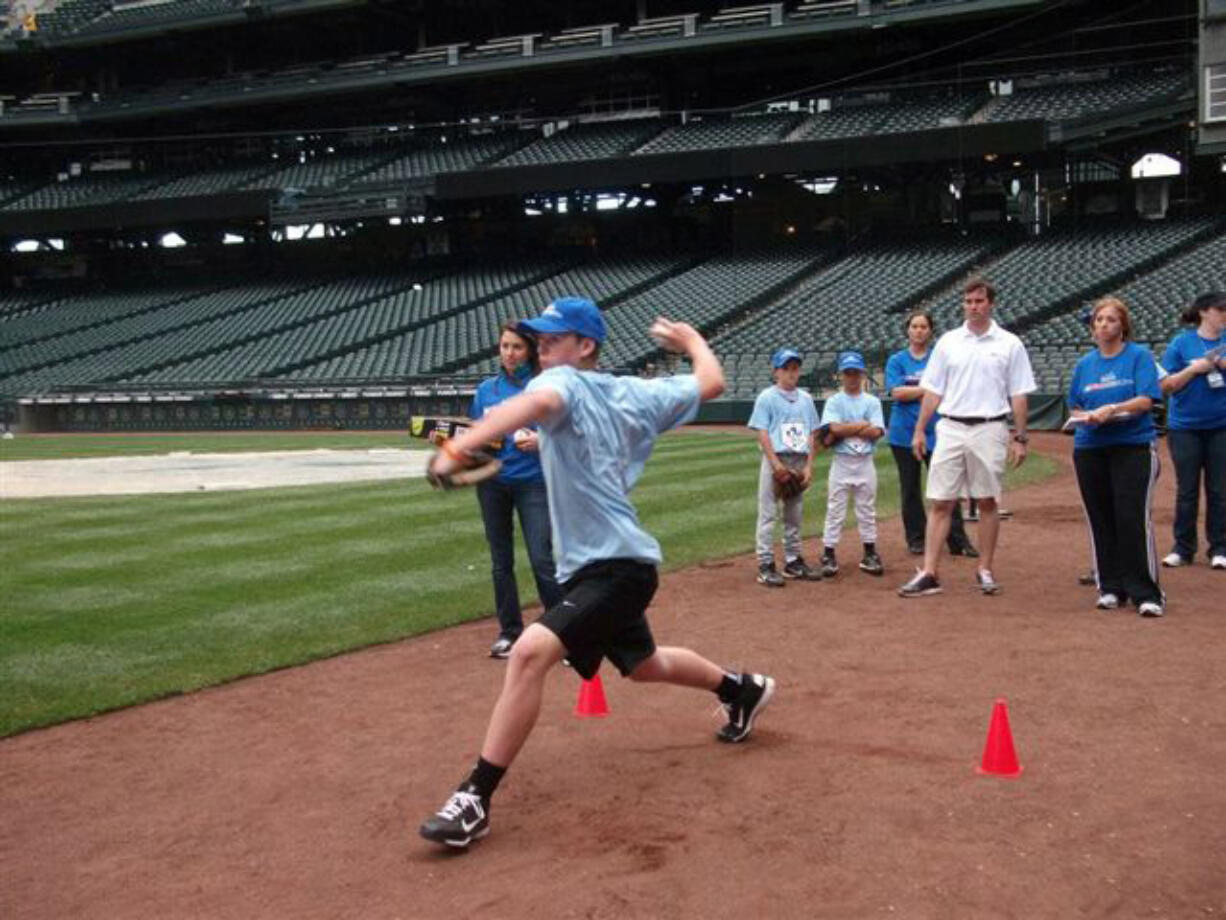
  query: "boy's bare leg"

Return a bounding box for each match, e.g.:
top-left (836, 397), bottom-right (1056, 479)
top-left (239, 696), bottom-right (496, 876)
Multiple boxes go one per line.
top-left (630, 647), bottom-right (774, 745)
top-left (480, 624), bottom-right (566, 767)
top-left (627, 646), bottom-right (723, 689)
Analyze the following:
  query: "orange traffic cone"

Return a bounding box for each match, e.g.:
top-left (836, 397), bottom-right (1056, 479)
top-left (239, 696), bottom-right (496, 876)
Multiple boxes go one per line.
top-left (977, 698), bottom-right (1023, 777)
top-left (575, 675), bottom-right (609, 718)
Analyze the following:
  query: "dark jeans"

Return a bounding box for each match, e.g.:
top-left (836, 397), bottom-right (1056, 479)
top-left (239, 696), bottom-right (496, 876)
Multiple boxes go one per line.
top-left (1074, 444), bottom-right (1162, 606)
top-left (891, 444), bottom-right (971, 550)
top-left (1167, 428), bottom-right (1226, 560)
top-left (476, 478), bottom-right (563, 639)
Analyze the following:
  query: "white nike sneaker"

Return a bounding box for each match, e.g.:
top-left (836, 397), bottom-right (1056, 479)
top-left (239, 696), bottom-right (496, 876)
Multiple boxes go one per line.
top-left (420, 787), bottom-right (491, 848)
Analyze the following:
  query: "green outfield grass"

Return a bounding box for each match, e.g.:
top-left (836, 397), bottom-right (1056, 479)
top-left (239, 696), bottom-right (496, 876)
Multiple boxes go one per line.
top-left (0, 430), bottom-right (1057, 736)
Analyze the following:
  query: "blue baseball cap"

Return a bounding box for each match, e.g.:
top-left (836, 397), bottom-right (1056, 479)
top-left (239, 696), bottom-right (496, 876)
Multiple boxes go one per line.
top-left (517, 296), bottom-right (606, 343)
top-left (772, 347), bottom-right (802, 369)
top-left (838, 351), bottom-right (867, 373)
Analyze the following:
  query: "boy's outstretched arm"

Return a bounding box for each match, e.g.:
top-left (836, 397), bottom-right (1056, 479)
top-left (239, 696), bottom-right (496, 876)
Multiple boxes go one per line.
top-left (428, 389), bottom-right (563, 476)
top-left (650, 318), bottom-right (725, 401)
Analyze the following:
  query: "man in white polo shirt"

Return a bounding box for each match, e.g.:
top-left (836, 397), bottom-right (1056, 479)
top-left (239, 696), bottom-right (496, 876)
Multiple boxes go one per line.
top-left (897, 277), bottom-right (1036, 598)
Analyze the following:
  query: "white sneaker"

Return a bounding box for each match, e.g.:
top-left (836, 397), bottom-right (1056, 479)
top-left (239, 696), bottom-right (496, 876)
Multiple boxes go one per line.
top-left (1161, 552), bottom-right (1188, 568)
top-left (1212, 555), bottom-right (1226, 570)
top-left (1139, 601), bottom-right (1165, 618)
top-left (1095, 593), bottom-right (1120, 610)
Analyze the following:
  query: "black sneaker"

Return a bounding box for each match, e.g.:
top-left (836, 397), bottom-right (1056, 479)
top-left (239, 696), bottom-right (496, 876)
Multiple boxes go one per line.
top-left (489, 636), bottom-right (514, 659)
top-left (820, 549), bottom-right (839, 578)
top-left (859, 551), bottom-right (884, 576)
top-left (419, 788), bottom-right (490, 848)
top-left (783, 556), bottom-right (821, 581)
top-left (717, 673), bottom-right (776, 743)
top-left (757, 562), bottom-right (785, 588)
top-left (907, 540), bottom-right (924, 556)
top-left (897, 570), bottom-right (942, 598)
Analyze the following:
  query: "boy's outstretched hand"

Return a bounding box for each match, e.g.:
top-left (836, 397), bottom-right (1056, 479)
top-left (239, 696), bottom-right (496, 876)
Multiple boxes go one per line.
top-left (650, 316), bottom-right (725, 400)
top-left (649, 317), bottom-right (700, 353)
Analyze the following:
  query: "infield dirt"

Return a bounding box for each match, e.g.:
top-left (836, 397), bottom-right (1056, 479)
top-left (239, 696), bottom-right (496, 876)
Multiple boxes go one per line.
top-left (1, 433), bottom-right (1223, 919)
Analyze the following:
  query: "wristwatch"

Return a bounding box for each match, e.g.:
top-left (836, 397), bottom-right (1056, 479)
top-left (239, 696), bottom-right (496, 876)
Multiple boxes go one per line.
top-left (1012, 433), bottom-right (1029, 444)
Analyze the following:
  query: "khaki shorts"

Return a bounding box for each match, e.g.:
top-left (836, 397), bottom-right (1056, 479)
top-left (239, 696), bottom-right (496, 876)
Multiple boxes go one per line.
top-left (926, 418), bottom-right (1008, 501)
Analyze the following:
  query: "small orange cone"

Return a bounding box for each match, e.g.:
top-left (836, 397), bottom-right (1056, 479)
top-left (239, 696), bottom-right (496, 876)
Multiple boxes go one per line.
top-left (977, 698), bottom-right (1023, 777)
top-left (575, 675), bottom-right (609, 718)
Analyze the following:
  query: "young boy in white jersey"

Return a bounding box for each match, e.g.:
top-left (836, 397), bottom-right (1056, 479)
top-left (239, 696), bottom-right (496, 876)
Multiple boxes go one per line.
top-left (419, 296), bottom-right (776, 849)
top-left (819, 351), bottom-right (886, 577)
top-left (748, 347), bottom-right (822, 587)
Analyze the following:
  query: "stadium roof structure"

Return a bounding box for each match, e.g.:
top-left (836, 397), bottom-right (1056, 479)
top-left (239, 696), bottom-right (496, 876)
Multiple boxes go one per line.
top-left (1, 0), bottom-right (1053, 127)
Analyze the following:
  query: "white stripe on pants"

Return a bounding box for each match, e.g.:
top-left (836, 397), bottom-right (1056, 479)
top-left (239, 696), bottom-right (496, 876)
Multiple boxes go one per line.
top-left (757, 453), bottom-right (807, 563)
top-left (823, 452), bottom-right (878, 547)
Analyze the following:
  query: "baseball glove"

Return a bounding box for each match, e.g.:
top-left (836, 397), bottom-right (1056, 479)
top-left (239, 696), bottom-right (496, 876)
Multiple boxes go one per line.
top-left (773, 467), bottom-right (808, 501)
top-left (425, 449), bottom-right (502, 490)
top-left (817, 424), bottom-right (841, 449)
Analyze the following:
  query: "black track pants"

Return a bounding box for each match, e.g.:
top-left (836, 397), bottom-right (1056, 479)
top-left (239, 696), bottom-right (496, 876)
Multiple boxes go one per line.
top-left (1073, 443), bottom-right (1161, 607)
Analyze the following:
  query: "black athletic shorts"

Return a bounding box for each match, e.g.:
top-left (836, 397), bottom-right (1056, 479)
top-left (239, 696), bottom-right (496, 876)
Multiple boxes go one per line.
top-left (537, 559), bottom-right (659, 680)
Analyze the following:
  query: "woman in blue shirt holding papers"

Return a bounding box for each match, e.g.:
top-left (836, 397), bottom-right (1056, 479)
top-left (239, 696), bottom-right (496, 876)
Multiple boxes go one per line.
top-left (1068, 297), bottom-right (1165, 617)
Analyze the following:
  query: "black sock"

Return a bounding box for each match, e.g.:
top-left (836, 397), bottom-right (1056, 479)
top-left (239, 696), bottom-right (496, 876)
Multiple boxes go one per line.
top-left (464, 757), bottom-right (506, 800)
top-left (716, 672), bottom-right (741, 704)
top-left (863, 542), bottom-right (876, 554)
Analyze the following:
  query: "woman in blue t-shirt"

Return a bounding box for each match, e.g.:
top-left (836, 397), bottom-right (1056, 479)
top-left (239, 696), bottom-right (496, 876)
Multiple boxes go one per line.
top-left (1068, 297), bottom-right (1165, 616)
top-left (469, 323), bottom-right (563, 658)
top-left (885, 309), bottom-right (976, 557)
top-left (1159, 292), bottom-right (1226, 571)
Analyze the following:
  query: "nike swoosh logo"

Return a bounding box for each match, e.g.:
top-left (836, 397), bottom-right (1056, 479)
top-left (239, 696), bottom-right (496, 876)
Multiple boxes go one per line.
top-left (561, 601), bottom-right (576, 607)
top-left (460, 815), bottom-right (483, 832)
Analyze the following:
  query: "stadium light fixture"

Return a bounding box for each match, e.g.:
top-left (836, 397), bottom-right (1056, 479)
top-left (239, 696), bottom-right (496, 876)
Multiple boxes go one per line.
top-left (223, 233), bottom-right (245, 245)
top-left (12, 240), bottom-right (40, 252)
top-left (159, 232), bottom-right (187, 248)
top-left (1131, 153), bottom-right (1181, 179)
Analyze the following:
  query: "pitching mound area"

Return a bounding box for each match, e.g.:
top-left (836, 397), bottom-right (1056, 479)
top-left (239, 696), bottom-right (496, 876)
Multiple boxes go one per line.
top-left (1, 434), bottom-right (1223, 919)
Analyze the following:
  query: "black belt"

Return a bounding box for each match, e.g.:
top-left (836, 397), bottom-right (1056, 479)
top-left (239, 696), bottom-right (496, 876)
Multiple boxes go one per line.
top-left (944, 414), bottom-right (1008, 426)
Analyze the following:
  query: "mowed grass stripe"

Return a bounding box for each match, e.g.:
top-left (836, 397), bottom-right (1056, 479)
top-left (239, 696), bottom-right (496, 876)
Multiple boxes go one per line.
top-left (8, 499), bottom-right (488, 611)
top-left (0, 430), bottom-right (1057, 736)
top-left (2, 482), bottom-right (468, 558)
top-left (0, 432), bottom-right (422, 461)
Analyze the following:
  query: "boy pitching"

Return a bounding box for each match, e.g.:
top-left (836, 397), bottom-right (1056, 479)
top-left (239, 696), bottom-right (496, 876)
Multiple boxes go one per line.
top-left (819, 351), bottom-right (886, 577)
top-left (748, 347), bottom-right (822, 587)
top-left (419, 296), bottom-right (776, 849)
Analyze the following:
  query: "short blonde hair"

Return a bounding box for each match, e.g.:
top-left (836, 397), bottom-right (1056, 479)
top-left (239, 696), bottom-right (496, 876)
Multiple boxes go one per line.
top-left (1091, 296), bottom-right (1132, 340)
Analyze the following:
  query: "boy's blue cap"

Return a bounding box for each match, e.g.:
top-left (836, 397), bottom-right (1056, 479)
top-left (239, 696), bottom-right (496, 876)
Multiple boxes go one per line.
top-left (838, 351), bottom-right (867, 373)
top-left (517, 296), bottom-right (606, 343)
top-left (772, 347), bottom-right (802, 369)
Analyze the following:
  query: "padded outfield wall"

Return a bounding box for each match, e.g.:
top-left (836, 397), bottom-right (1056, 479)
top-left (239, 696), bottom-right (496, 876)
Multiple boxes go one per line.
top-left (14, 392), bottom-right (1071, 433)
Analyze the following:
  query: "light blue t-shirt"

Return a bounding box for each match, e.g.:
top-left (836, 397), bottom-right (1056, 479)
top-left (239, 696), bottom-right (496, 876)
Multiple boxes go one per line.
top-left (1068, 343), bottom-right (1162, 449)
top-left (526, 366), bottom-right (701, 583)
top-left (821, 390), bottom-right (885, 456)
top-left (747, 385), bottom-right (820, 454)
top-left (1162, 329), bottom-right (1226, 431)
top-left (884, 348), bottom-right (938, 451)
